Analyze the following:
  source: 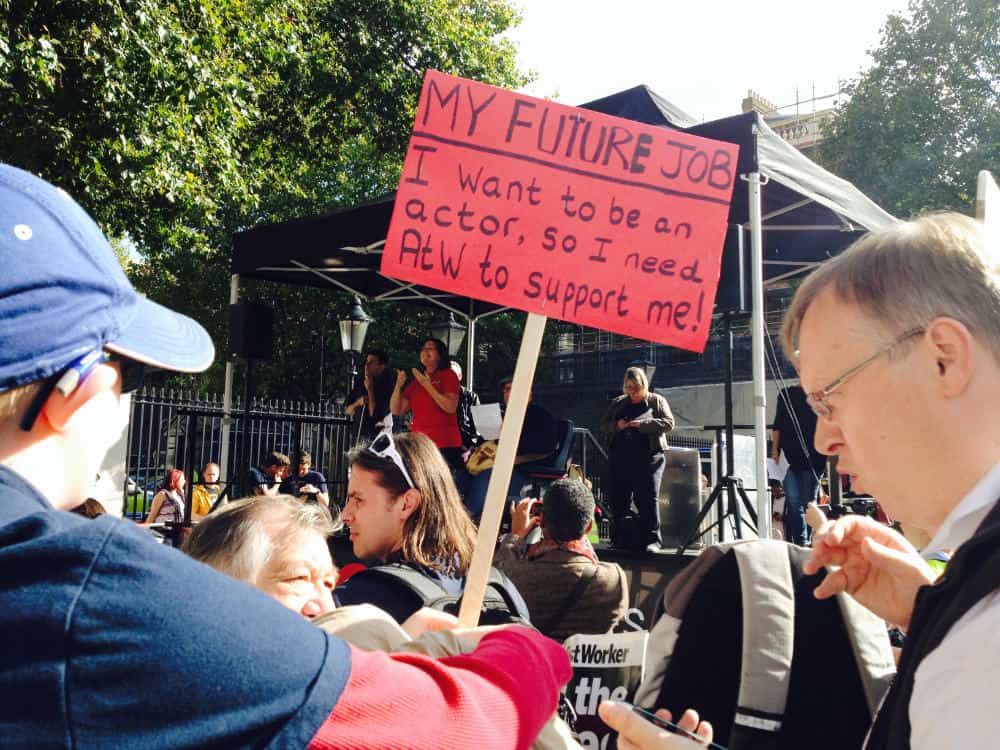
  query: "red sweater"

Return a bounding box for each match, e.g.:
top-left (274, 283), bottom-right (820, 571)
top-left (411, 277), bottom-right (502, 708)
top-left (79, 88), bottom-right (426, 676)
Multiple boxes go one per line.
top-left (309, 627), bottom-right (570, 750)
top-left (404, 368), bottom-right (462, 449)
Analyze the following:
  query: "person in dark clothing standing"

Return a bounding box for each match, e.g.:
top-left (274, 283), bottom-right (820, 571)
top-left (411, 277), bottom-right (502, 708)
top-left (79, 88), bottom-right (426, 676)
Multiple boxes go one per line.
top-left (451, 361), bottom-right (482, 454)
top-left (600, 367), bottom-right (674, 549)
top-left (772, 384), bottom-right (826, 545)
top-left (346, 349), bottom-right (394, 441)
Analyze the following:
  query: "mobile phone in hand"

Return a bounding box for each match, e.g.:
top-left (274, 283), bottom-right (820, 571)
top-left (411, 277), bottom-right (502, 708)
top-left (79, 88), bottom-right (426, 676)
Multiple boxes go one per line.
top-left (618, 702), bottom-right (727, 750)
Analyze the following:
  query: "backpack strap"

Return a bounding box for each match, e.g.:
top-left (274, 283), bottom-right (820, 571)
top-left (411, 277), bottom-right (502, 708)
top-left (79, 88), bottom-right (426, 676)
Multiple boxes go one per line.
top-left (476, 567), bottom-right (533, 625)
top-left (359, 563), bottom-right (451, 606)
top-left (728, 540), bottom-right (796, 750)
top-left (835, 591), bottom-right (896, 718)
top-left (537, 564), bottom-right (597, 635)
top-left (348, 564), bottom-right (530, 626)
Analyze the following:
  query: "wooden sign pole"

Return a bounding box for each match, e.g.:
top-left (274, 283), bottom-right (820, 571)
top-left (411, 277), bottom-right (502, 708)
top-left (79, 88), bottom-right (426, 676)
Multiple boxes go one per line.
top-left (381, 72), bottom-right (738, 626)
top-left (458, 312), bottom-right (547, 627)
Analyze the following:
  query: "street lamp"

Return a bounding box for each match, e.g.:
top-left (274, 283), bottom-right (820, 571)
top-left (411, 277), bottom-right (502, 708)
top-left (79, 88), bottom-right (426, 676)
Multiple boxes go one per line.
top-left (339, 296), bottom-right (371, 398)
top-left (430, 312), bottom-right (467, 357)
top-left (628, 358), bottom-right (657, 385)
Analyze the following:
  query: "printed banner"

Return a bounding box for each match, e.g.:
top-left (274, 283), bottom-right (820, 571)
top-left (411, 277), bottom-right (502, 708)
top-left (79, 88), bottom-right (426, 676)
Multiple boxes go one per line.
top-left (564, 629), bottom-right (649, 749)
top-left (382, 70), bottom-right (738, 352)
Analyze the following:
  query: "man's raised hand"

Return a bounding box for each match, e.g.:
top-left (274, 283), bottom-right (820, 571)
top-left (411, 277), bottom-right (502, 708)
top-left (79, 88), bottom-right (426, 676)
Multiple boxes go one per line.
top-left (804, 514), bottom-right (936, 629)
top-left (508, 497), bottom-right (541, 538)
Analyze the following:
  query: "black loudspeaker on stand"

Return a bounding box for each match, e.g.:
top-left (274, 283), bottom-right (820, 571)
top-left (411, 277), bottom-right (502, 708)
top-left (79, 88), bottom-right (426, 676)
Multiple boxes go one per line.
top-left (228, 302), bottom-right (274, 496)
top-left (677, 312), bottom-right (758, 554)
top-left (228, 302), bottom-right (274, 361)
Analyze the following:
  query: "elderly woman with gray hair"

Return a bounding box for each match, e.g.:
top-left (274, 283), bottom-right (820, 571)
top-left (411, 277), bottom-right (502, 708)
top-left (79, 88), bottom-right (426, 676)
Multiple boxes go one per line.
top-left (185, 495), bottom-right (341, 619)
top-left (184, 494), bottom-right (582, 750)
top-left (184, 495), bottom-right (455, 633)
top-left (600, 366), bottom-right (675, 550)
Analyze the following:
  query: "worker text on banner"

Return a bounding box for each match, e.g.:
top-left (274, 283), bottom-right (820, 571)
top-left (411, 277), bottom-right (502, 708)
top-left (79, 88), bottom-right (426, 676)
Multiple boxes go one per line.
top-left (564, 629), bottom-right (649, 749)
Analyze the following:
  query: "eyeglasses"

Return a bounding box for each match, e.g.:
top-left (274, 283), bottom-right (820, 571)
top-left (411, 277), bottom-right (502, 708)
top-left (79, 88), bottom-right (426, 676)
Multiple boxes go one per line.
top-left (19, 350), bottom-right (147, 432)
top-left (805, 327), bottom-right (924, 418)
top-left (367, 430), bottom-right (415, 489)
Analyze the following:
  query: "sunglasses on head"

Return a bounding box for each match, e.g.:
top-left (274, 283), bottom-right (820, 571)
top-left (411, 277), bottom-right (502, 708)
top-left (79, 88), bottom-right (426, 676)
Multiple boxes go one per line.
top-left (19, 349), bottom-right (147, 432)
top-left (367, 430), bottom-right (415, 490)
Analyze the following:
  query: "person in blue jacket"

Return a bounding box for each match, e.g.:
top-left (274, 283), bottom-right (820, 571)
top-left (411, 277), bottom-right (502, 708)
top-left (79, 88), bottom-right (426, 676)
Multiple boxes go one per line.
top-left (0, 164), bottom-right (569, 749)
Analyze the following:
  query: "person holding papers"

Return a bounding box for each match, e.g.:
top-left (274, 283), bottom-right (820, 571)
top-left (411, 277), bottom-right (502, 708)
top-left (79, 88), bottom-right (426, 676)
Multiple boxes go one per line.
top-left (462, 376), bottom-right (559, 522)
top-left (601, 367), bottom-right (675, 550)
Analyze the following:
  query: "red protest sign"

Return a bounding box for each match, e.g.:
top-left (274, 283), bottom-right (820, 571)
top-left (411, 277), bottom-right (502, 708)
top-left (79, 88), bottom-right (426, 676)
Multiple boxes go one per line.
top-left (382, 70), bottom-right (738, 352)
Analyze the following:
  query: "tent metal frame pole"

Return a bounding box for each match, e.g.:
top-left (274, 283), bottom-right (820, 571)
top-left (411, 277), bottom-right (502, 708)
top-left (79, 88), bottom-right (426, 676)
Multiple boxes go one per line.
top-left (220, 274), bottom-right (240, 483)
top-left (466, 302), bottom-right (476, 390)
top-left (745, 171), bottom-right (772, 539)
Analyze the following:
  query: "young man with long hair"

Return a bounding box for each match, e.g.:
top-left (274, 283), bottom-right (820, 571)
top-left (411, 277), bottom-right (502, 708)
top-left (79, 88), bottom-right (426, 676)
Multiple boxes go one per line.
top-left (337, 430), bottom-right (530, 624)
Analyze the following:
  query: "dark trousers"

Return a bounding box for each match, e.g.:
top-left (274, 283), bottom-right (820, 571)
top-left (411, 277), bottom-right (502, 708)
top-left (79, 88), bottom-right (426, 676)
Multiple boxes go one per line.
top-left (610, 450), bottom-right (666, 544)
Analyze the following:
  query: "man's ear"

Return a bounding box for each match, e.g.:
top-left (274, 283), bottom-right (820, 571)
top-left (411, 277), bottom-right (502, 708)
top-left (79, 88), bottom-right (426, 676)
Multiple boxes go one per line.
top-left (585, 517), bottom-right (595, 535)
top-left (924, 317), bottom-right (975, 397)
top-left (39, 363), bottom-right (120, 434)
top-left (397, 488), bottom-right (422, 521)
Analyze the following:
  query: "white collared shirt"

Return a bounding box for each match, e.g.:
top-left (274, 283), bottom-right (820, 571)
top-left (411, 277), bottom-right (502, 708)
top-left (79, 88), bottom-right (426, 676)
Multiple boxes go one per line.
top-left (909, 460), bottom-right (1000, 749)
top-left (925, 459), bottom-right (1000, 555)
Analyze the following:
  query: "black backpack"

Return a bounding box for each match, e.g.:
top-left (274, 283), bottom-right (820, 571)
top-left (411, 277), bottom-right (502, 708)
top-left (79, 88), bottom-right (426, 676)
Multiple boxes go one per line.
top-left (636, 540), bottom-right (896, 750)
top-left (351, 563), bottom-right (532, 626)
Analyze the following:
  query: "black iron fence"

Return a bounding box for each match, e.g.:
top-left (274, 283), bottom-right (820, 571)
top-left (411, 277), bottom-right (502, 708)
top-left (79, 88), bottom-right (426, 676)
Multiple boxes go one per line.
top-left (123, 390), bottom-right (715, 544)
top-left (124, 388), bottom-right (353, 519)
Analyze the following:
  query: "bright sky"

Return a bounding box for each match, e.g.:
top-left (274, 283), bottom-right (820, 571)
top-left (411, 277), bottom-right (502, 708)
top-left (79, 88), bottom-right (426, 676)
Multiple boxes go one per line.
top-left (507, 0), bottom-right (910, 122)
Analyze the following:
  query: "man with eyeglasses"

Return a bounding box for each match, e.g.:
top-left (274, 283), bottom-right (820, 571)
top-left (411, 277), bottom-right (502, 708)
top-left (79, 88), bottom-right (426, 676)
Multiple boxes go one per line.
top-left (0, 165), bottom-right (569, 749)
top-left (782, 213), bottom-right (1000, 750)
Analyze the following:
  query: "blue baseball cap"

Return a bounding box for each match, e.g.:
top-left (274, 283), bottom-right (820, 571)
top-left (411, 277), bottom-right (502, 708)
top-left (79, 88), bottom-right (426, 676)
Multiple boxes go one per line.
top-left (0, 164), bottom-right (215, 390)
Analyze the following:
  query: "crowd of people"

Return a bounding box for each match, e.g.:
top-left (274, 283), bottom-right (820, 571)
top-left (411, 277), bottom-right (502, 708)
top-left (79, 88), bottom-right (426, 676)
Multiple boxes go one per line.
top-left (2, 160), bottom-right (997, 750)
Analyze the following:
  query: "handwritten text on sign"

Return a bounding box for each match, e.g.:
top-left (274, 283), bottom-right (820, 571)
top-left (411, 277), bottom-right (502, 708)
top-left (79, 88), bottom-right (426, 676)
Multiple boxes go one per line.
top-left (382, 70), bottom-right (738, 351)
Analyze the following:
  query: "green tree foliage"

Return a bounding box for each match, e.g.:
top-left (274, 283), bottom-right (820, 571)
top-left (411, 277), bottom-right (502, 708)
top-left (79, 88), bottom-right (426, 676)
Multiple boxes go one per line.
top-left (0, 0), bottom-right (528, 395)
top-left (818, 0), bottom-right (999, 218)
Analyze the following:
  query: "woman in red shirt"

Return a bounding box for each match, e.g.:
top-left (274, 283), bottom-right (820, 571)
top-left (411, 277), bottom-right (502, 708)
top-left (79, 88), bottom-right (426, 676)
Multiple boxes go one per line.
top-left (390, 338), bottom-right (464, 471)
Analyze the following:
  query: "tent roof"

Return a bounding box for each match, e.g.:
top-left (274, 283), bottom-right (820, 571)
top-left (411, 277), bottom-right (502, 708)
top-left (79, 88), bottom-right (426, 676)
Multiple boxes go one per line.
top-left (578, 85), bottom-right (700, 129)
top-left (230, 196), bottom-right (505, 318)
top-left (232, 85), bottom-right (896, 320)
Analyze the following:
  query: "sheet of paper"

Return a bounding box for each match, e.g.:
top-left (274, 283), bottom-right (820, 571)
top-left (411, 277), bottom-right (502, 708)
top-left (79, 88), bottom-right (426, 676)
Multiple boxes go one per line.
top-left (767, 455), bottom-right (789, 482)
top-left (470, 402), bottom-right (503, 440)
